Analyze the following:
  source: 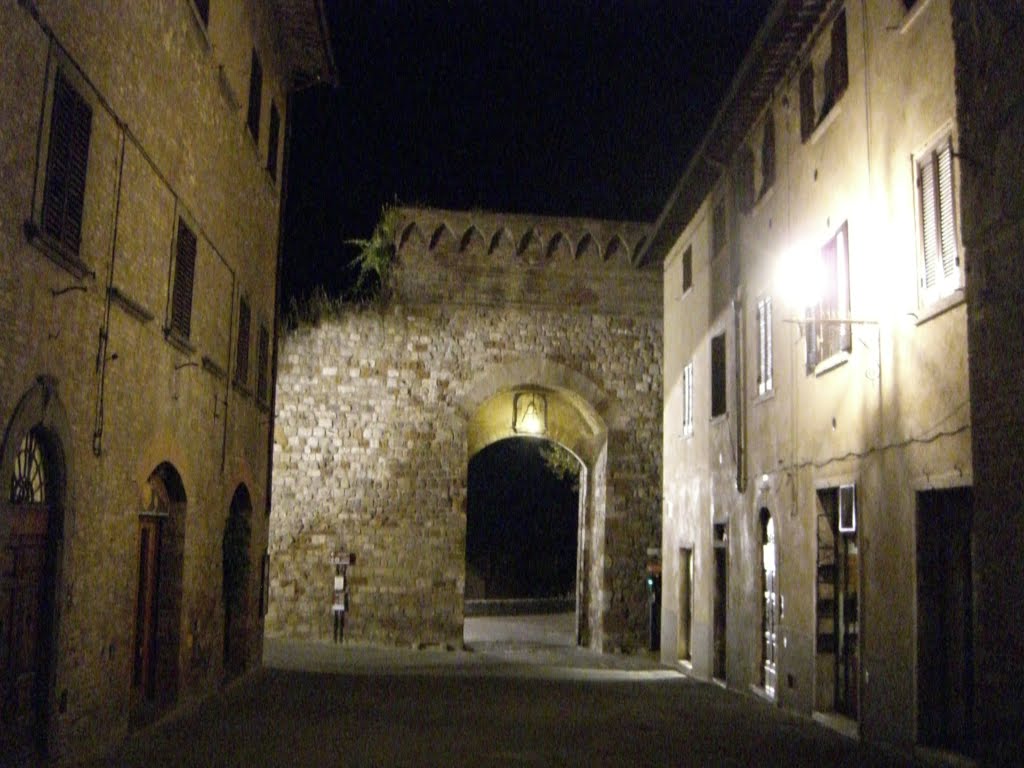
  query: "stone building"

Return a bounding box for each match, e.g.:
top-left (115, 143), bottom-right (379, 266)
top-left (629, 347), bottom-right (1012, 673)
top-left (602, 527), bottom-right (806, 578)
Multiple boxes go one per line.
top-left (646, 0), bottom-right (1006, 762)
top-left (268, 207), bottom-right (662, 652)
top-left (0, 0), bottom-right (332, 761)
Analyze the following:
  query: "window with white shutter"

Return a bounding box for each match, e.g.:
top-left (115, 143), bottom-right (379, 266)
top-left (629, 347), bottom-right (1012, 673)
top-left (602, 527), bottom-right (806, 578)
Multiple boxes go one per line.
top-left (916, 135), bottom-right (960, 305)
top-left (682, 362), bottom-right (694, 436)
top-left (757, 296), bottom-right (773, 396)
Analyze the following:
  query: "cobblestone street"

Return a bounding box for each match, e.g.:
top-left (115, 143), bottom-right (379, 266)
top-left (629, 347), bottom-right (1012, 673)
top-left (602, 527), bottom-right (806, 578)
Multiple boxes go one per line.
top-left (82, 629), bottom-right (926, 768)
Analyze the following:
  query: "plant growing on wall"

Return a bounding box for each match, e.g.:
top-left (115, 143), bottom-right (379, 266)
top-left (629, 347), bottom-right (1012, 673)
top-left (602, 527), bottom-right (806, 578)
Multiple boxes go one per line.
top-left (539, 442), bottom-right (581, 491)
top-left (347, 204), bottom-right (400, 302)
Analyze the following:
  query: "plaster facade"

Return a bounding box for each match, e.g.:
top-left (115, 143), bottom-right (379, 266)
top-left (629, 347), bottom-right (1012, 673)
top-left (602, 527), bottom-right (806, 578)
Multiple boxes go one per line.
top-left (268, 207), bottom-right (663, 652)
top-left (652, 0), bottom-right (986, 761)
top-left (0, 0), bottom-right (331, 761)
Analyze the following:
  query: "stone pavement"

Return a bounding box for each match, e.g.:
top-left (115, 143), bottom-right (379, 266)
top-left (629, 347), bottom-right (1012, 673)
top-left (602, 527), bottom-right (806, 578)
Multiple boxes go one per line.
top-left (80, 623), bottom-right (933, 768)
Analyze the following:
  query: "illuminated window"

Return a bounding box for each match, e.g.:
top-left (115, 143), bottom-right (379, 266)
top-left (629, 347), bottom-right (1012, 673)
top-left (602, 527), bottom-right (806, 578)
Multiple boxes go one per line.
top-left (757, 296), bottom-right (773, 396)
top-left (711, 333), bottom-right (727, 418)
top-left (234, 297), bottom-right (250, 387)
top-left (246, 49), bottom-right (262, 141)
top-left (169, 218), bottom-right (197, 341)
top-left (10, 431), bottom-right (46, 504)
top-left (916, 135), bottom-right (960, 305)
top-left (682, 362), bottom-right (694, 436)
top-left (806, 222), bottom-right (851, 371)
top-left (42, 70), bottom-right (92, 258)
top-left (799, 9), bottom-right (848, 142)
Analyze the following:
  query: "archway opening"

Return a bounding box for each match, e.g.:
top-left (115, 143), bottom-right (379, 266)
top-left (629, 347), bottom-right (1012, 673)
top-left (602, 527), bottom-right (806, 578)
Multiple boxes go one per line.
top-left (131, 462), bottom-right (186, 728)
top-left (222, 484), bottom-right (252, 681)
top-left (1, 425), bottom-right (65, 761)
top-left (463, 437), bottom-right (581, 647)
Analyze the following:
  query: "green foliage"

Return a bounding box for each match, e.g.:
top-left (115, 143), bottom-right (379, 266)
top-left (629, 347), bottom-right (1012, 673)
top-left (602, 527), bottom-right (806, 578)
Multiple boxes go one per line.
top-left (347, 204), bottom-right (400, 301)
top-left (539, 442), bottom-right (581, 491)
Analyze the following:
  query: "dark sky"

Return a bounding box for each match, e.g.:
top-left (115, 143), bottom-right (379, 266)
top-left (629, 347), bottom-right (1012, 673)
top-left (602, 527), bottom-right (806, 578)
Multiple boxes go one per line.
top-left (282, 1), bottom-right (775, 302)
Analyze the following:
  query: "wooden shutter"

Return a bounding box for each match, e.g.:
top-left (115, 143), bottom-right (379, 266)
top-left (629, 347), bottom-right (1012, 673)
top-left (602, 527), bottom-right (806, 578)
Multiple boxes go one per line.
top-left (936, 140), bottom-right (958, 281)
top-left (267, 102), bottom-right (280, 181)
top-left (919, 151), bottom-right (939, 290)
top-left (831, 11), bottom-right (848, 99)
top-left (918, 138), bottom-right (959, 299)
top-left (711, 333), bottom-right (726, 417)
top-left (256, 325), bottom-right (270, 404)
top-left (42, 71), bottom-right (92, 255)
top-left (171, 219), bottom-right (197, 339)
top-left (799, 65), bottom-right (815, 140)
top-left (246, 49), bottom-right (262, 140)
top-left (235, 298), bottom-right (250, 385)
top-left (758, 297), bottom-right (773, 395)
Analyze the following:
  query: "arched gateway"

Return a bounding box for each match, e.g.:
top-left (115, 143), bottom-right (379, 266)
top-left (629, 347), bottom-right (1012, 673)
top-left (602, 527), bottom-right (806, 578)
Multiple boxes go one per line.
top-left (268, 208), bottom-right (662, 651)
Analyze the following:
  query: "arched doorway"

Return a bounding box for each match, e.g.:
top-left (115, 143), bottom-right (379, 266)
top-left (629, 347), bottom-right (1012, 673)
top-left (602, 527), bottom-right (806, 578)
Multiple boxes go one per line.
top-left (1, 426), bottom-right (64, 761)
top-left (761, 508), bottom-right (778, 697)
top-left (131, 463), bottom-right (186, 727)
top-left (222, 485), bottom-right (252, 680)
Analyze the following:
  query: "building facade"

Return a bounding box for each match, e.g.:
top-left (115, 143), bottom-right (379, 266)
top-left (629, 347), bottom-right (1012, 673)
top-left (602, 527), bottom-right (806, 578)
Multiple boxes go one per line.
top-left (650, 0), bottom-right (991, 761)
top-left (268, 207), bottom-right (663, 652)
top-left (0, 0), bottom-right (332, 761)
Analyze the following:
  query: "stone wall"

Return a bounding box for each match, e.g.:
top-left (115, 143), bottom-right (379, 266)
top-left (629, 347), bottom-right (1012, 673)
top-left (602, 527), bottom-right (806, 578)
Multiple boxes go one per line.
top-left (952, 3), bottom-right (1024, 765)
top-left (269, 208), bottom-right (662, 651)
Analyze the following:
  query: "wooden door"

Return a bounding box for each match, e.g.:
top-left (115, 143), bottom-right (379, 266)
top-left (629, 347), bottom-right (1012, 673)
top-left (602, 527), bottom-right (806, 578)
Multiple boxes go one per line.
top-left (1, 504), bottom-right (52, 758)
top-left (133, 517), bottom-right (162, 701)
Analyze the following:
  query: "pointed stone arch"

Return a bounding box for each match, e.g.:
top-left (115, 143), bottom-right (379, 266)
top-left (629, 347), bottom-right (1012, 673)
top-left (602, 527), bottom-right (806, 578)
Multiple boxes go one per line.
top-left (398, 221), bottom-right (424, 251)
top-left (604, 235), bottom-right (629, 265)
top-left (546, 232), bottom-right (573, 262)
top-left (488, 227), bottom-right (516, 259)
top-left (429, 223), bottom-right (456, 252)
top-left (576, 232), bottom-right (601, 262)
top-left (459, 225), bottom-right (486, 255)
top-left (517, 228), bottom-right (545, 264)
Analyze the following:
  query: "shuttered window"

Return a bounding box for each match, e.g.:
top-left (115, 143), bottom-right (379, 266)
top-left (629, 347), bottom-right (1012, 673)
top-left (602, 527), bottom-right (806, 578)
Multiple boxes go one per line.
top-left (256, 324), bottom-right (270, 404)
top-left (761, 114), bottom-right (775, 194)
top-left (682, 245), bottom-right (693, 294)
top-left (799, 65), bottom-right (815, 141)
top-left (757, 296), bottom-right (773, 396)
top-left (267, 102), bottom-right (280, 181)
top-left (806, 222), bottom-right (851, 371)
top-left (735, 146), bottom-right (755, 214)
top-left (831, 11), bottom-right (848, 101)
top-left (682, 362), bottom-right (694, 436)
top-left (712, 199), bottom-right (727, 258)
top-left (917, 136), bottom-right (959, 303)
top-left (234, 297), bottom-right (250, 386)
top-left (42, 70), bottom-right (92, 257)
top-left (711, 333), bottom-right (727, 418)
top-left (170, 219), bottom-right (197, 340)
top-left (246, 49), bottom-right (262, 141)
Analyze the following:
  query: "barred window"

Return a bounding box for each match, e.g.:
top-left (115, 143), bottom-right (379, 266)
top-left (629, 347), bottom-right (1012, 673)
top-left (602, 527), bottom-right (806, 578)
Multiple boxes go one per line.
top-left (170, 218), bottom-right (197, 340)
top-left (42, 70), bottom-right (92, 257)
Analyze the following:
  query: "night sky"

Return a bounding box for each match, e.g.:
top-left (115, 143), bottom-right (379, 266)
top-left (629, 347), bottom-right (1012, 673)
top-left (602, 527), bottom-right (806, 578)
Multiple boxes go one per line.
top-left (282, 0), bottom-right (775, 303)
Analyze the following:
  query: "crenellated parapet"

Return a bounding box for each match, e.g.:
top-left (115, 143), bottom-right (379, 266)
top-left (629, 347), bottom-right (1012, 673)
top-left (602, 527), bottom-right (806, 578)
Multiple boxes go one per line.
top-left (392, 207), bottom-right (660, 315)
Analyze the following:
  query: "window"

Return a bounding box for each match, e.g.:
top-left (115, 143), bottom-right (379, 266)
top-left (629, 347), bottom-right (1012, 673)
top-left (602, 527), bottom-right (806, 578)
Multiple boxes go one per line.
top-left (806, 222), bottom-right (851, 371)
top-left (10, 431), bottom-right (46, 504)
top-left (234, 297), bottom-right (250, 387)
top-left (169, 218), bottom-right (197, 341)
top-left (757, 296), bottom-right (773, 396)
top-left (267, 102), bottom-right (281, 181)
top-left (799, 10), bottom-right (848, 142)
top-left (760, 114), bottom-right (775, 195)
top-left (735, 146), bottom-right (755, 215)
top-left (191, 0), bottom-right (210, 26)
top-left (682, 362), bottom-right (694, 436)
top-left (712, 198), bottom-right (727, 258)
top-left (256, 324), bottom-right (270, 405)
top-left (916, 135), bottom-right (960, 304)
top-left (682, 245), bottom-right (693, 294)
top-left (42, 70), bottom-right (92, 257)
top-left (711, 332), bottom-right (726, 418)
top-left (246, 49), bottom-right (262, 141)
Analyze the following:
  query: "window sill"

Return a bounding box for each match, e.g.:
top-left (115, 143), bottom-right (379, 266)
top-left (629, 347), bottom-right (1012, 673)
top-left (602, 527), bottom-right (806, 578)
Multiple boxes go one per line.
top-left (807, 101), bottom-right (843, 147)
top-left (754, 389), bottom-right (775, 405)
top-left (108, 285), bottom-right (153, 323)
top-left (24, 220), bottom-right (95, 281)
top-left (710, 413), bottom-right (728, 425)
top-left (813, 351), bottom-right (849, 377)
top-left (676, 428), bottom-right (694, 442)
top-left (914, 288), bottom-right (965, 326)
top-left (202, 355), bottom-right (226, 380)
top-left (751, 184), bottom-right (775, 217)
top-left (900, 0), bottom-right (937, 35)
top-left (232, 379), bottom-right (252, 399)
top-left (163, 328), bottom-right (195, 355)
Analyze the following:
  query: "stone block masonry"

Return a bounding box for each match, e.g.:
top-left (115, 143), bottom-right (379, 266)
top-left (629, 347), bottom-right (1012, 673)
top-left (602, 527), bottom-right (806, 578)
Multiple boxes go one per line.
top-left (269, 208), bottom-right (662, 651)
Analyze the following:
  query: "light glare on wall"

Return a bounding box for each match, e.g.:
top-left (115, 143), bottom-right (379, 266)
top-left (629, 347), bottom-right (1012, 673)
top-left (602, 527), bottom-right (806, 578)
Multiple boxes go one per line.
top-left (512, 391), bottom-right (547, 436)
top-left (777, 242), bottom-right (825, 311)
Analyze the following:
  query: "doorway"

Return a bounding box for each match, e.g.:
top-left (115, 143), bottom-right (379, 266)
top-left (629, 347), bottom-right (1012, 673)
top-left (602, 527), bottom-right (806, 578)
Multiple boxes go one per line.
top-left (677, 547), bottom-right (692, 662)
top-left (761, 509), bottom-right (778, 697)
top-left (917, 487), bottom-right (973, 753)
top-left (222, 485), bottom-right (252, 680)
top-left (815, 486), bottom-right (859, 719)
top-left (1, 428), bottom-right (63, 761)
top-left (712, 521), bottom-right (728, 680)
top-left (131, 463), bottom-right (186, 727)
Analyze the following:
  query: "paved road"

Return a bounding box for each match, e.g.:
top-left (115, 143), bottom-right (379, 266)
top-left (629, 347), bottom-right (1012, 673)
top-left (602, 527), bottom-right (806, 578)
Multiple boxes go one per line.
top-left (84, 630), bottom-right (927, 768)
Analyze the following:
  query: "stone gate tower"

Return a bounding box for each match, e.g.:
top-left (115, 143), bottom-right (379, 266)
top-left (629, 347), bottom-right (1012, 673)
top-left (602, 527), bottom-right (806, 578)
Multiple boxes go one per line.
top-left (268, 207), bottom-right (662, 651)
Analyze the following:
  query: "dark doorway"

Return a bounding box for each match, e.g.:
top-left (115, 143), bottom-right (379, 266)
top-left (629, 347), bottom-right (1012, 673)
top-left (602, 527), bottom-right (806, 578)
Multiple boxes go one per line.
top-left (464, 438), bottom-right (579, 644)
top-left (713, 521), bottom-right (728, 680)
top-left (223, 485), bottom-right (252, 681)
top-left (1, 428), bottom-right (63, 762)
top-left (131, 463), bottom-right (186, 728)
top-left (678, 547), bottom-right (693, 662)
top-left (917, 487), bottom-right (973, 754)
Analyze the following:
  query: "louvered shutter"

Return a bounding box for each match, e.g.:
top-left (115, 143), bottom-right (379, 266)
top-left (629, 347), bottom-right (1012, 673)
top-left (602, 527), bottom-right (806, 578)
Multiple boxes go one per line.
top-left (42, 71), bottom-right (92, 256)
top-left (919, 152), bottom-right (939, 291)
top-left (256, 325), bottom-right (270, 404)
top-left (171, 219), bottom-right (197, 339)
top-left (936, 140), bottom-right (958, 282)
top-left (235, 298), bottom-right (250, 385)
top-left (763, 297), bottom-right (773, 393)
